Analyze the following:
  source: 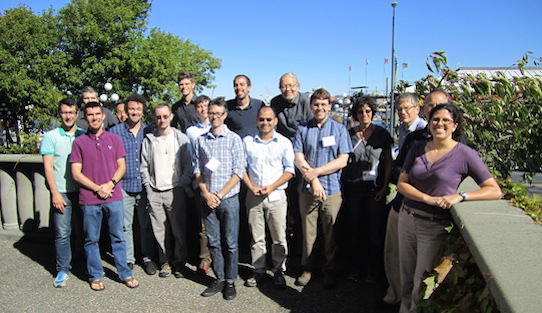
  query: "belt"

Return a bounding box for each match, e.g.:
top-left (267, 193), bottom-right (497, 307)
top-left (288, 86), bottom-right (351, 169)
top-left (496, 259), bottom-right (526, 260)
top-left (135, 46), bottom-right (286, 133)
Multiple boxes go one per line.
top-left (402, 205), bottom-right (451, 223)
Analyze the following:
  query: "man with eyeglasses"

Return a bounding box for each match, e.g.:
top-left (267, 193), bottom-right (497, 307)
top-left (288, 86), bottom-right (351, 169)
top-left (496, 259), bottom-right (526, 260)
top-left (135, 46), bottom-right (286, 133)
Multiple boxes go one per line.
top-left (41, 98), bottom-right (86, 288)
top-left (71, 101), bottom-right (139, 290)
top-left (109, 94), bottom-right (158, 276)
top-left (395, 93), bottom-right (427, 149)
top-left (242, 106), bottom-right (295, 289)
top-left (195, 98), bottom-right (245, 300)
top-left (225, 74), bottom-right (264, 139)
top-left (140, 104), bottom-right (193, 279)
top-left (293, 88), bottom-right (353, 288)
top-left (270, 72), bottom-right (312, 141)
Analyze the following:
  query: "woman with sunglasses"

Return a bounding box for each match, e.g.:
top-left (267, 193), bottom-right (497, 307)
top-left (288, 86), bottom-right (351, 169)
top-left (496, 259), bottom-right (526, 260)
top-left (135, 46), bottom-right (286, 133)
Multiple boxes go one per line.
top-left (343, 96), bottom-right (393, 283)
top-left (397, 103), bottom-right (501, 313)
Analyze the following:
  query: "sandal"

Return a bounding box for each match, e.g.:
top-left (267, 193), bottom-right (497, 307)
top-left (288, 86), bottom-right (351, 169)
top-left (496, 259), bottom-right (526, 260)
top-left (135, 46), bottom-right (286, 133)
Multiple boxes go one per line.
top-left (90, 279), bottom-right (105, 291)
top-left (124, 276), bottom-right (139, 289)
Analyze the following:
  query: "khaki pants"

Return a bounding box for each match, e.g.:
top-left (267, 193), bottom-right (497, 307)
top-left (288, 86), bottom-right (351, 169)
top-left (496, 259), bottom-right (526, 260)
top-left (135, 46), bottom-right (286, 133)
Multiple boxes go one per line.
top-left (299, 191), bottom-right (342, 272)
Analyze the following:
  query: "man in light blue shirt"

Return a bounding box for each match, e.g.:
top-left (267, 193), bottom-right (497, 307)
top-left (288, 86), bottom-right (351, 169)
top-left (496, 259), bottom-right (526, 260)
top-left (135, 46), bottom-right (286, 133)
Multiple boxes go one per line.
top-left (185, 94), bottom-right (213, 274)
top-left (293, 88), bottom-right (353, 288)
top-left (242, 106), bottom-right (295, 289)
top-left (41, 98), bottom-right (85, 287)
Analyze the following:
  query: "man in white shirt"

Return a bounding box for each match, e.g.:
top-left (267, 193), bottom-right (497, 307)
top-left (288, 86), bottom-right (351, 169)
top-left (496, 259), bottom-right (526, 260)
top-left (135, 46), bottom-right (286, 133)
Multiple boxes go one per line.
top-left (242, 106), bottom-right (295, 289)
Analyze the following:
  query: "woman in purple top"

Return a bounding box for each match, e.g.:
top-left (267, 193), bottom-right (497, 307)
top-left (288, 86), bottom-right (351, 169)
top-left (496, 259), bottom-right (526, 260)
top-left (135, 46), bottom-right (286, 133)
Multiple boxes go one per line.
top-left (396, 103), bottom-right (501, 313)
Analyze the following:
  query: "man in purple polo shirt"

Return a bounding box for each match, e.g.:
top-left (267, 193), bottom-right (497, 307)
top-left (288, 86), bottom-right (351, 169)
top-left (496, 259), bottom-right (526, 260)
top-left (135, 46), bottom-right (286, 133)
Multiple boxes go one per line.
top-left (71, 101), bottom-right (139, 291)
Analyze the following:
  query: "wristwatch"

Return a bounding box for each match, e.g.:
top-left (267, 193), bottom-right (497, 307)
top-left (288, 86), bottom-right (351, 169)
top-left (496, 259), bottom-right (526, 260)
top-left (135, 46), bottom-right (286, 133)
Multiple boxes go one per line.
top-left (111, 179), bottom-right (118, 186)
top-left (459, 191), bottom-right (467, 202)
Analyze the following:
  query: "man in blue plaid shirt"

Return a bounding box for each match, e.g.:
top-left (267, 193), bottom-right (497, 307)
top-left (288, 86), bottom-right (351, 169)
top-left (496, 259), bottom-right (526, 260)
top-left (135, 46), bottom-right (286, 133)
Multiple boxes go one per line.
top-left (109, 94), bottom-right (157, 275)
top-left (195, 97), bottom-right (246, 300)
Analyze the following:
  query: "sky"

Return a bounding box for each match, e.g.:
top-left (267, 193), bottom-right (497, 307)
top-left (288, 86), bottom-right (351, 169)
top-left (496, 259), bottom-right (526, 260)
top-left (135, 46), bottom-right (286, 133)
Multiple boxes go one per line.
top-left (2, 0), bottom-right (541, 102)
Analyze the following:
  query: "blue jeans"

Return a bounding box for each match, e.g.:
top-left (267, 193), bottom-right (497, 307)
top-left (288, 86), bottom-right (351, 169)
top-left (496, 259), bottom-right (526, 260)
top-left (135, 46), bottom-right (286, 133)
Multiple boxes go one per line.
top-left (203, 196), bottom-right (239, 282)
top-left (53, 192), bottom-right (80, 273)
top-left (82, 200), bottom-right (132, 281)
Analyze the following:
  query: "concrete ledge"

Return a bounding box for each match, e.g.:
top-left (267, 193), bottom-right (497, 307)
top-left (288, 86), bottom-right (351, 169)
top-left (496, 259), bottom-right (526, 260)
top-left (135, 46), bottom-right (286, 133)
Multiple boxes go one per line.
top-left (451, 178), bottom-right (542, 313)
top-left (0, 154), bottom-right (42, 164)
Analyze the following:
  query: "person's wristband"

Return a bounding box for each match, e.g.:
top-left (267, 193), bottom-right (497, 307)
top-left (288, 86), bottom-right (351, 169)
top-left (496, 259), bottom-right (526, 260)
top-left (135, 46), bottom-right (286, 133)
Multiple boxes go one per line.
top-left (459, 191), bottom-right (467, 202)
top-left (214, 193), bottom-right (222, 200)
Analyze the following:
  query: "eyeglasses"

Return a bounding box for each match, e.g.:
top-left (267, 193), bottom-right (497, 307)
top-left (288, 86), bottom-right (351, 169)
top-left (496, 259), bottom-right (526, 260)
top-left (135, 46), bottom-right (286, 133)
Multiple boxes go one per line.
top-left (155, 115), bottom-right (170, 120)
top-left (258, 118), bottom-right (273, 122)
top-left (396, 106), bottom-right (416, 113)
top-left (208, 112), bottom-right (225, 117)
top-left (357, 109), bottom-right (372, 115)
top-left (280, 84), bottom-right (297, 90)
top-left (431, 117), bottom-right (454, 125)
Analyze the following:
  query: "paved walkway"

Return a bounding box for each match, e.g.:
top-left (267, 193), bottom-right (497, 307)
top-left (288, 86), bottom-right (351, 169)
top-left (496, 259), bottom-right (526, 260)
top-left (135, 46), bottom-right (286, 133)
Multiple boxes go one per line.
top-left (0, 230), bottom-right (391, 313)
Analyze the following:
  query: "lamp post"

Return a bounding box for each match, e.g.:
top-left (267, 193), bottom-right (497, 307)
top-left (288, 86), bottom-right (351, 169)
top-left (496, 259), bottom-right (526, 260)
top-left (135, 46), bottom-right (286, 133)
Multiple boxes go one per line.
top-left (99, 83), bottom-right (119, 109)
top-left (390, 2), bottom-right (398, 138)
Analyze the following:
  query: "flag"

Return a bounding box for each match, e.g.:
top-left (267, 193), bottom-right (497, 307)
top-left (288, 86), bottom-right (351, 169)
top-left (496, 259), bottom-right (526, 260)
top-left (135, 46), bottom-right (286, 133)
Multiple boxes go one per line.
top-left (348, 66), bottom-right (352, 71)
top-left (384, 58), bottom-right (389, 64)
top-left (402, 63), bottom-right (409, 69)
top-left (365, 59), bottom-right (369, 65)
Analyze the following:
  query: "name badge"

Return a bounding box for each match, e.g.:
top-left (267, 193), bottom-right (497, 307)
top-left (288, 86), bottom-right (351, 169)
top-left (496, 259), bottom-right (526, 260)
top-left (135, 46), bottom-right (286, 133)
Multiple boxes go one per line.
top-left (267, 190), bottom-right (280, 203)
top-left (205, 157), bottom-right (221, 172)
top-left (322, 136), bottom-right (336, 147)
top-left (362, 170), bottom-right (377, 181)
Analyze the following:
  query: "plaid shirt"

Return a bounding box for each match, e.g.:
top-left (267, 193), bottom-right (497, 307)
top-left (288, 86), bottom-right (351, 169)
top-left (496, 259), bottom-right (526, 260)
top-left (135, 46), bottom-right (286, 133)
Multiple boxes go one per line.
top-left (194, 126), bottom-right (245, 199)
top-left (109, 122), bottom-right (150, 193)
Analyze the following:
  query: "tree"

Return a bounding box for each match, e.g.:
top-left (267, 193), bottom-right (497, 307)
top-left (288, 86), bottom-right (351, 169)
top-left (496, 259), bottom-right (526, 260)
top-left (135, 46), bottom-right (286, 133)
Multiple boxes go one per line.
top-left (0, 0), bottom-right (221, 152)
top-left (0, 6), bottom-right (62, 147)
top-left (414, 51), bottom-right (542, 180)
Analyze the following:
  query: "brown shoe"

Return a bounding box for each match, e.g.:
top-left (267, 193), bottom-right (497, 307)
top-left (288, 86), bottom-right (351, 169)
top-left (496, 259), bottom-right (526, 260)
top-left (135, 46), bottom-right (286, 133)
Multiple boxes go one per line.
top-left (198, 259), bottom-right (211, 274)
top-left (295, 271), bottom-right (312, 286)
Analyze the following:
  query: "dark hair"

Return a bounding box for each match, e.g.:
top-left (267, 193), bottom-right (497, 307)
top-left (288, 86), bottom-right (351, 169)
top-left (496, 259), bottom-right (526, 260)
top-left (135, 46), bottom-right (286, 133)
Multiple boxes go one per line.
top-left (310, 88), bottom-right (331, 103)
top-left (258, 105), bottom-right (277, 117)
top-left (234, 74), bottom-right (251, 86)
top-left (194, 95), bottom-right (211, 105)
top-left (58, 98), bottom-right (77, 112)
top-left (125, 93), bottom-right (147, 111)
top-left (209, 97), bottom-right (227, 112)
top-left (178, 71), bottom-right (194, 83)
top-left (429, 103), bottom-right (464, 139)
top-left (350, 96), bottom-right (377, 122)
top-left (84, 101), bottom-right (103, 114)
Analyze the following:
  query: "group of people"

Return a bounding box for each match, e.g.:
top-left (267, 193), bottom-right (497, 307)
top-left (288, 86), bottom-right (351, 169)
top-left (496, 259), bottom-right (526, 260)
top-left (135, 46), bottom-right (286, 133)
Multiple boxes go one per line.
top-left (41, 71), bottom-right (501, 310)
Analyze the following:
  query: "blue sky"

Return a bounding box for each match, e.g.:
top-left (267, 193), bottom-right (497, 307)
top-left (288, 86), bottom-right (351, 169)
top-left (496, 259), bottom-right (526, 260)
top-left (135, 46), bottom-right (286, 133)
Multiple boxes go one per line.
top-left (3, 0), bottom-right (541, 102)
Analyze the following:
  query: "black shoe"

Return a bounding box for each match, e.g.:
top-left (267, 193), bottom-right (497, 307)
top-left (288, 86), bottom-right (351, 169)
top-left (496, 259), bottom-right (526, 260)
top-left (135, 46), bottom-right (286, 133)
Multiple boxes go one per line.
top-left (144, 261), bottom-right (157, 276)
top-left (127, 263), bottom-right (134, 270)
top-left (323, 271), bottom-right (336, 289)
top-left (201, 280), bottom-right (225, 297)
top-left (372, 299), bottom-right (400, 312)
top-left (223, 282), bottom-right (236, 300)
top-left (274, 271), bottom-right (286, 289)
top-left (244, 273), bottom-right (266, 287)
top-left (174, 270), bottom-right (184, 279)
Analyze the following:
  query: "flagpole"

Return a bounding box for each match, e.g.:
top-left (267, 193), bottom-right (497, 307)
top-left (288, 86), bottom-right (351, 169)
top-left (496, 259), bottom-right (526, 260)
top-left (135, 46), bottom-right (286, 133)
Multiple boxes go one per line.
top-left (390, 2), bottom-right (398, 138)
top-left (348, 66), bottom-right (352, 95)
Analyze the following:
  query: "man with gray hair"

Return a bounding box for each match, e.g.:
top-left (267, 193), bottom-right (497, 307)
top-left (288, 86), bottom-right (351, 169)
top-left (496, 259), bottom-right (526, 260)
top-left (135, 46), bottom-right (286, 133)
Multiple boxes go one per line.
top-left (395, 93), bottom-right (426, 149)
top-left (76, 86), bottom-right (118, 131)
top-left (270, 72), bottom-right (313, 140)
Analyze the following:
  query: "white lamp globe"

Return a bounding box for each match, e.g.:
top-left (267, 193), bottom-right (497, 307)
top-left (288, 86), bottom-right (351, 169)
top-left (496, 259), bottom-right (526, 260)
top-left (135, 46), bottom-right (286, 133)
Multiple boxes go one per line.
top-left (104, 83), bottom-right (113, 91)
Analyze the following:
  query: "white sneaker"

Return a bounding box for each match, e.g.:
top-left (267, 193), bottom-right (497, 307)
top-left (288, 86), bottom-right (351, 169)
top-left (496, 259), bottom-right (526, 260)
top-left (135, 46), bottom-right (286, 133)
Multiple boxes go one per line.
top-left (53, 272), bottom-right (69, 288)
